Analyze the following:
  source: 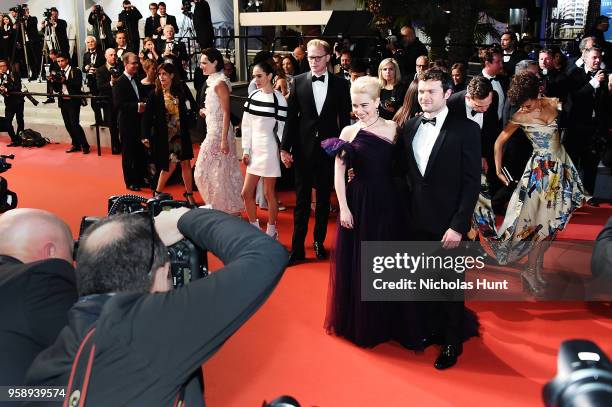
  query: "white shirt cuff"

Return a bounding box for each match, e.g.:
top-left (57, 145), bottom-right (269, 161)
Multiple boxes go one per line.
top-left (590, 77), bottom-right (601, 89)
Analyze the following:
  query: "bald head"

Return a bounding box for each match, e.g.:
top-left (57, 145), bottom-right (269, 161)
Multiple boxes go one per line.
top-left (0, 209), bottom-right (73, 263)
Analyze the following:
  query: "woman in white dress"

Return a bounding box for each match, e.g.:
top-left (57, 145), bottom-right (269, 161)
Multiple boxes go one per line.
top-left (240, 62), bottom-right (287, 239)
top-left (193, 48), bottom-right (244, 214)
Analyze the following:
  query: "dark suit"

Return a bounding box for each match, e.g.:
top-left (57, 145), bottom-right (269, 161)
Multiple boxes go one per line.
top-left (193, 0), bottom-right (215, 48)
top-left (502, 49), bottom-right (527, 76)
top-left (281, 71), bottom-right (351, 253)
top-left (1, 70), bottom-right (24, 144)
top-left (144, 15), bottom-right (161, 39)
top-left (96, 64), bottom-right (120, 151)
top-left (87, 12), bottom-right (113, 50)
top-left (54, 66), bottom-right (89, 150)
top-left (118, 6), bottom-right (143, 52)
top-left (0, 255), bottom-right (77, 393)
top-left (113, 73), bottom-right (146, 187)
top-left (396, 112), bottom-right (481, 346)
top-left (157, 39), bottom-right (188, 79)
top-left (158, 14), bottom-right (179, 35)
top-left (564, 67), bottom-right (610, 193)
top-left (18, 16), bottom-right (41, 78)
top-left (541, 68), bottom-right (569, 101)
top-left (46, 19), bottom-right (69, 55)
top-left (83, 49), bottom-right (105, 124)
top-left (0, 25), bottom-right (15, 60)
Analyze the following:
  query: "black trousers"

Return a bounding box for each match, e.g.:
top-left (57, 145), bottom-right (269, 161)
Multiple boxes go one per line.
top-left (566, 124), bottom-right (601, 195)
top-left (291, 147), bottom-right (333, 253)
top-left (25, 41), bottom-right (41, 78)
top-left (5, 101), bottom-right (25, 143)
top-left (59, 101), bottom-right (89, 149)
top-left (120, 124), bottom-right (146, 187)
top-left (101, 102), bottom-right (120, 151)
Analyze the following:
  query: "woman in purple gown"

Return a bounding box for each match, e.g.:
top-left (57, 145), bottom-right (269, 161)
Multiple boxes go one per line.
top-left (322, 76), bottom-right (425, 349)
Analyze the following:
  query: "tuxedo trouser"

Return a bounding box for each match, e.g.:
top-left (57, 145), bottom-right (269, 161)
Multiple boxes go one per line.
top-left (60, 102), bottom-right (89, 149)
top-left (5, 101), bottom-right (24, 143)
top-left (120, 124), bottom-right (146, 187)
top-left (291, 148), bottom-right (333, 252)
top-left (102, 102), bottom-right (120, 150)
top-left (566, 124), bottom-right (601, 195)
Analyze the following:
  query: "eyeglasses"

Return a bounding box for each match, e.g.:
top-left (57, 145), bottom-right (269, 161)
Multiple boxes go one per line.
top-left (307, 54), bottom-right (327, 62)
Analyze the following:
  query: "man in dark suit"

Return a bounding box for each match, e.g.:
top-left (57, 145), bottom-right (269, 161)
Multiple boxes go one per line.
top-left (87, 4), bottom-right (113, 50)
top-left (113, 52), bottom-right (147, 191)
top-left (96, 48), bottom-right (121, 154)
top-left (18, 6), bottom-right (41, 79)
top-left (281, 39), bottom-right (351, 265)
top-left (24, 208), bottom-right (287, 407)
top-left (158, 2), bottom-right (179, 36)
top-left (564, 46), bottom-right (610, 195)
top-left (538, 49), bottom-right (568, 101)
top-left (117, 0), bottom-right (143, 54)
top-left (500, 31), bottom-right (527, 77)
top-left (51, 53), bottom-right (90, 154)
top-left (388, 25), bottom-right (428, 81)
top-left (83, 36), bottom-right (105, 126)
top-left (481, 47), bottom-right (509, 124)
top-left (0, 208), bottom-right (77, 393)
top-left (193, 0), bottom-right (215, 49)
top-left (395, 68), bottom-right (481, 369)
top-left (447, 75), bottom-right (500, 192)
top-left (0, 60), bottom-right (24, 147)
top-left (41, 7), bottom-right (69, 56)
top-left (158, 25), bottom-right (188, 80)
top-left (144, 2), bottom-right (162, 40)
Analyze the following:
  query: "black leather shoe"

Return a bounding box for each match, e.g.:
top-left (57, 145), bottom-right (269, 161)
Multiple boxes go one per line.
top-left (82, 146), bottom-right (90, 154)
top-left (434, 344), bottom-right (463, 370)
top-left (65, 146), bottom-right (81, 153)
top-left (313, 242), bottom-right (328, 260)
top-left (42, 98), bottom-right (55, 104)
top-left (7, 141), bottom-right (21, 147)
top-left (421, 333), bottom-right (444, 348)
top-left (287, 251), bottom-right (306, 266)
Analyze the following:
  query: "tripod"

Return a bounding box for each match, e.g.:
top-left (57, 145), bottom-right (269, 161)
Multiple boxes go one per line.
top-left (38, 20), bottom-right (60, 83)
top-left (179, 15), bottom-right (198, 81)
top-left (9, 16), bottom-right (32, 80)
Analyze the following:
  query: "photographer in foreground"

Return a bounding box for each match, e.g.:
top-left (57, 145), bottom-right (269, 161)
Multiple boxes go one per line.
top-left (0, 59), bottom-right (24, 147)
top-left (25, 207), bottom-right (288, 406)
top-left (0, 209), bottom-right (77, 391)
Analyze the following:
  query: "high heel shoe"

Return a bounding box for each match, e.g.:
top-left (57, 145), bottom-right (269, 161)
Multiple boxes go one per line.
top-left (535, 256), bottom-right (548, 286)
top-left (521, 266), bottom-right (544, 297)
top-left (183, 192), bottom-right (196, 207)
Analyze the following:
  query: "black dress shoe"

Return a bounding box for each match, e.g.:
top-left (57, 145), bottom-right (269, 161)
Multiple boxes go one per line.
top-left (82, 146), bottom-right (90, 154)
top-left (127, 185), bottom-right (141, 191)
top-left (42, 98), bottom-right (55, 104)
top-left (7, 141), bottom-right (21, 147)
top-left (434, 344), bottom-right (463, 370)
top-left (287, 251), bottom-right (306, 266)
top-left (65, 146), bottom-right (81, 153)
top-left (313, 242), bottom-right (328, 260)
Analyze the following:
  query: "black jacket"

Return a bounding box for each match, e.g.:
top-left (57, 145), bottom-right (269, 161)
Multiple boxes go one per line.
top-left (0, 256), bottom-right (77, 391)
top-left (541, 68), bottom-right (569, 101)
top-left (54, 66), bottom-right (84, 108)
top-left (87, 12), bottom-right (113, 45)
top-left (48, 19), bottom-right (70, 55)
top-left (118, 6), bottom-right (143, 51)
top-left (193, 0), bottom-right (215, 48)
top-left (281, 71), bottom-right (351, 161)
top-left (144, 15), bottom-right (161, 39)
top-left (564, 67), bottom-right (610, 128)
top-left (395, 112), bottom-right (481, 239)
top-left (25, 209), bottom-right (288, 407)
top-left (113, 74), bottom-right (142, 140)
top-left (142, 89), bottom-right (194, 171)
top-left (502, 49), bottom-right (528, 76)
top-left (159, 14), bottom-right (179, 35)
top-left (1, 70), bottom-right (24, 107)
top-left (82, 49), bottom-right (105, 93)
top-left (95, 64), bottom-right (117, 101)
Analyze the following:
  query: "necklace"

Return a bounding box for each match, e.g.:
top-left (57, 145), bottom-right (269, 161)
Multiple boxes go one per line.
top-left (360, 116), bottom-right (379, 130)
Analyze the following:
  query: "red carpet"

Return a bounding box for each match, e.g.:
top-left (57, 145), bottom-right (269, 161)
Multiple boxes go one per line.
top-left (3, 141), bottom-right (612, 406)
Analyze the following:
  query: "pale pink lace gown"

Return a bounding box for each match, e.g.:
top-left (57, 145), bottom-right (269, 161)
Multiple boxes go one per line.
top-left (194, 72), bottom-right (244, 213)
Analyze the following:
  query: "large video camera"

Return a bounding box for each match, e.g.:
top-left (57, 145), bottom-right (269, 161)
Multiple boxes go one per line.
top-left (0, 155), bottom-right (17, 214)
top-left (76, 194), bottom-right (208, 289)
top-left (181, 0), bottom-right (193, 17)
top-left (42, 8), bottom-right (52, 21)
top-left (92, 4), bottom-right (104, 19)
top-left (47, 69), bottom-right (65, 84)
top-left (11, 4), bottom-right (27, 22)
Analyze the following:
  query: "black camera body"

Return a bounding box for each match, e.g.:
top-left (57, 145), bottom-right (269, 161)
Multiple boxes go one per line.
top-left (181, 0), bottom-right (193, 16)
top-left (92, 4), bottom-right (103, 18)
top-left (42, 8), bottom-right (52, 20)
top-left (48, 70), bottom-right (65, 83)
top-left (0, 155), bottom-right (17, 214)
top-left (76, 194), bottom-right (208, 289)
top-left (109, 65), bottom-right (124, 79)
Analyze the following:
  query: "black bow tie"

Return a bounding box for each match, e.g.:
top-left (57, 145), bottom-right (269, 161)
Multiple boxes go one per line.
top-left (312, 75), bottom-right (325, 83)
top-left (471, 109), bottom-right (478, 117)
top-left (421, 117), bottom-right (436, 126)
top-left (489, 77), bottom-right (498, 83)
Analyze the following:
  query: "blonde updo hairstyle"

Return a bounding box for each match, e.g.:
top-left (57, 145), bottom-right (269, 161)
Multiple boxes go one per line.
top-left (350, 75), bottom-right (382, 102)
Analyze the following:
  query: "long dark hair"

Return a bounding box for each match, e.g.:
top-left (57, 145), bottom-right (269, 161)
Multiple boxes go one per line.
top-left (154, 62), bottom-right (183, 97)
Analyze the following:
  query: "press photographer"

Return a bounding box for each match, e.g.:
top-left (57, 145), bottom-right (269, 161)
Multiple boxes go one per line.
top-left (158, 25), bottom-right (188, 80)
top-left (0, 59), bottom-right (23, 147)
top-left (117, 0), bottom-right (142, 54)
top-left (83, 36), bottom-right (105, 125)
top-left (96, 48), bottom-right (122, 154)
top-left (192, 0), bottom-right (215, 49)
top-left (24, 207), bottom-right (288, 407)
top-left (13, 4), bottom-right (42, 80)
top-left (87, 4), bottom-right (113, 50)
top-left (39, 7), bottom-right (69, 56)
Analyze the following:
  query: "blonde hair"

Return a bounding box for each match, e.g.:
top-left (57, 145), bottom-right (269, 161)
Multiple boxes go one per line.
top-left (306, 39), bottom-right (331, 55)
top-left (350, 76), bottom-right (381, 100)
top-left (378, 58), bottom-right (401, 87)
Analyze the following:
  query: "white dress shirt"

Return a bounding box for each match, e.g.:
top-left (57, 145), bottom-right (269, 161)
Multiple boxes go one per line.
top-left (412, 106), bottom-right (449, 176)
top-left (311, 71), bottom-right (329, 115)
top-left (465, 100), bottom-right (483, 129)
top-left (124, 72), bottom-right (139, 99)
top-left (62, 66), bottom-right (71, 95)
top-left (482, 69), bottom-right (504, 119)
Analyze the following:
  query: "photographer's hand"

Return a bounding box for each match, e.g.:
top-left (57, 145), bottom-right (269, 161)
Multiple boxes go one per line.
top-left (155, 207), bottom-right (191, 246)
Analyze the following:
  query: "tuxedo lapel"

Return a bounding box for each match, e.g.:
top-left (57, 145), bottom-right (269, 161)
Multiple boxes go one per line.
top-left (406, 117), bottom-right (423, 178)
top-left (423, 116), bottom-right (449, 178)
top-left (319, 73), bottom-right (332, 116)
top-left (304, 72), bottom-right (318, 117)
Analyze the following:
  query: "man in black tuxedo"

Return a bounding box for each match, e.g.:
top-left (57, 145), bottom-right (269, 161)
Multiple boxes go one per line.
top-left (193, 0), bottom-right (215, 49)
top-left (538, 49), bottom-right (568, 101)
top-left (0, 60), bottom-right (24, 147)
top-left (117, 0), bottom-right (143, 54)
top-left (0, 208), bottom-right (77, 392)
top-left (158, 2), bottom-right (179, 35)
top-left (115, 31), bottom-right (130, 58)
top-left (42, 7), bottom-right (70, 56)
top-left (113, 52), bottom-right (147, 191)
top-left (144, 2), bottom-right (162, 40)
top-left (83, 36), bottom-right (105, 126)
top-left (50, 53), bottom-right (90, 154)
top-left (395, 68), bottom-right (481, 369)
top-left (18, 6), bottom-right (41, 79)
top-left (158, 25), bottom-right (188, 80)
top-left (481, 47), bottom-right (508, 124)
top-left (388, 25), bottom-right (428, 80)
top-left (96, 48), bottom-right (121, 154)
top-left (564, 46), bottom-right (610, 195)
top-left (447, 75), bottom-right (500, 192)
top-left (87, 5), bottom-right (113, 50)
top-left (281, 39), bottom-right (351, 265)
top-left (500, 31), bottom-right (527, 77)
